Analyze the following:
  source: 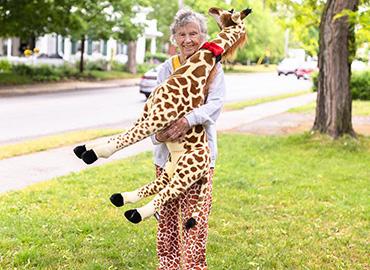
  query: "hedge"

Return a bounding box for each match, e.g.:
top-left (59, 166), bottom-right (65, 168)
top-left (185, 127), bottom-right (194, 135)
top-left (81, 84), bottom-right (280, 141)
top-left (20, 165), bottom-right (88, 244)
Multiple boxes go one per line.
top-left (312, 70), bottom-right (370, 100)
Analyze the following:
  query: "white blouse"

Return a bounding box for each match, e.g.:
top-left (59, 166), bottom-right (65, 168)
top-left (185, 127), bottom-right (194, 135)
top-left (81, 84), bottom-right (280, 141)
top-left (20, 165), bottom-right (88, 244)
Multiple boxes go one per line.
top-left (151, 58), bottom-right (226, 168)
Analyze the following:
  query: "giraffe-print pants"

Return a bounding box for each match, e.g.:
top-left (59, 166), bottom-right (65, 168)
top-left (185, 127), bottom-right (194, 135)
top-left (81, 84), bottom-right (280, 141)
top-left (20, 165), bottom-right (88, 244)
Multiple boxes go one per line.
top-left (155, 165), bottom-right (214, 270)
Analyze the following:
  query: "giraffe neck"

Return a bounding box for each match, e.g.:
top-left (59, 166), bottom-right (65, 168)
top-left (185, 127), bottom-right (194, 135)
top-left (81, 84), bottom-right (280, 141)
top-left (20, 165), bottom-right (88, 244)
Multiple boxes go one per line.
top-left (211, 24), bottom-right (245, 53)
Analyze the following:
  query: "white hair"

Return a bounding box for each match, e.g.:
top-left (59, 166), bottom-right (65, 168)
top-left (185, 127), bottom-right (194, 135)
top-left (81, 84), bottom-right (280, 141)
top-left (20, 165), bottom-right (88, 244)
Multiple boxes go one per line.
top-left (170, 8), bottom-right (207, 43)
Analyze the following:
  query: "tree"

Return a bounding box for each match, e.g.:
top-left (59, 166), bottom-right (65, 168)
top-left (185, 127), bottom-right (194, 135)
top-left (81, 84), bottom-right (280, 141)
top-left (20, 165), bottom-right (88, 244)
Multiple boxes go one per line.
top-left (140, 0), bottom-right (286, 64)
top-left (111, 1), bottom-right (145, 74)
top-left (67, 0), bottom-right (117, 73)
top-left (271, 0), bottom-right (369, 138)
top-left (312, 0), bottom-right (359, 137)
top-left (146, 0), bottom-right (178, 44)
top-left (0, 0), bottom-right (70, 41)
top-left (231, 1), bottom-right (285, 63)
top-left (278, 1), bottom-right (324, 57)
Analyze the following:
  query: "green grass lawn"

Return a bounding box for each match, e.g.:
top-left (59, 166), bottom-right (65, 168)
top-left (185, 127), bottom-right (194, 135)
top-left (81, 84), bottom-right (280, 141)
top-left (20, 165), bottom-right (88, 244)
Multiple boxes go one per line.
top-left (224, 90), bottom-right (310, 111)
top-left (224, 64), bottom-right (277, 73)
top-left (81, 70), bottom-right (140, 80)
top-left (0, 71), bottom-right (139, 86)
top-left (0, 129), bottom-right (121, 160)
top-left (289, 100), bottom-right (370, 116)
top-left (0, 73), bottom-right (33, 85)
top-left (0, 64), bottom-right (275, 86)
top-left (0, 134), bottom-right (369, 269)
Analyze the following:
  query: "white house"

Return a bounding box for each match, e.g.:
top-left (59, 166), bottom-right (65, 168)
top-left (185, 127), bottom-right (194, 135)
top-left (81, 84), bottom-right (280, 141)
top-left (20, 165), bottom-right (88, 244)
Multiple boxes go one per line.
top-left (0, 6), bottom-right (162, 65)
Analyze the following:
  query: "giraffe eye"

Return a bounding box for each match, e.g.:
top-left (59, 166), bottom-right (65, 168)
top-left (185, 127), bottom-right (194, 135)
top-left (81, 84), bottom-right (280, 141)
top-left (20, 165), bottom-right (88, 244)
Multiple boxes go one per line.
top-left (228, 9), bottom-right (234, 14)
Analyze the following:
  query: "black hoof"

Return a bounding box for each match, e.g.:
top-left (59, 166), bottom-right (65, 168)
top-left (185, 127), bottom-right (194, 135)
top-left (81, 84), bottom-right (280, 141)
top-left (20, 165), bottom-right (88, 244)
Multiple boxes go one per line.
top-left (81, 149), bottom-right (98, 164)
top-left (185, 217), bottom-right (197, 229)
top-left (124, 209), bottom-right (142, 224)
top-left (73, 145), bottom-right (86, 159)
top-left (110, 193), bottom-right (124, 207)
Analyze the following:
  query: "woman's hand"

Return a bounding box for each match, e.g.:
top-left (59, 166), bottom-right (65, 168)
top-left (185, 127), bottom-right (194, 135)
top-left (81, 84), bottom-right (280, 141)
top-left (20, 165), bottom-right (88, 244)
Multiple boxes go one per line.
top-left (155, 117), bottom-right (191, 142)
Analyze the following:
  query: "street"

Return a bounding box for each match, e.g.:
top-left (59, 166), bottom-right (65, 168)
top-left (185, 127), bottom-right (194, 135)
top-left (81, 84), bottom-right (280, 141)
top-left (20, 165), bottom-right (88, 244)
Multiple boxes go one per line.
top-left (0, 72), bottom-right (311, 144)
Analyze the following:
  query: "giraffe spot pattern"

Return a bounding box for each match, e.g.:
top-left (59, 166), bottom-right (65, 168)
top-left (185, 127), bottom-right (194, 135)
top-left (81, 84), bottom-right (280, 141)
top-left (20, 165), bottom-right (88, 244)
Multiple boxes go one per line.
top-left (105, 10), bottom-right (248, 230)
top-left (192, 65), bottom-right (206, 77)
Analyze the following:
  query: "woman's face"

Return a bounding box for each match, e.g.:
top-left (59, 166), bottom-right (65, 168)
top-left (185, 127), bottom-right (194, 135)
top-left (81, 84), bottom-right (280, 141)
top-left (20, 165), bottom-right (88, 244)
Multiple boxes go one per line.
top-left (174, 22), bottom-right (204, 59)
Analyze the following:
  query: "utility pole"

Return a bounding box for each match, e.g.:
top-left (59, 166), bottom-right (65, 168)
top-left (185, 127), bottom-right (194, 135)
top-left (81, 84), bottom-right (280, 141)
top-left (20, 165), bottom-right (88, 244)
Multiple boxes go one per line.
top-left (284, 29), bottom-right (290, 57)
top-left (178, 0), bottom-right (183, 9)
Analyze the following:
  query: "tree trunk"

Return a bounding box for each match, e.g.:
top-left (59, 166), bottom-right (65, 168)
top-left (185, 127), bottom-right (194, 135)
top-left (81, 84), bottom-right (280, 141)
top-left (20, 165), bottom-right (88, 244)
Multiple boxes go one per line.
top-left (312, 0), bottom-right (358, 138)
top-left (127, 41), bottom-right (137, 74)
top-left (79, 35), bottom-right (85, 73)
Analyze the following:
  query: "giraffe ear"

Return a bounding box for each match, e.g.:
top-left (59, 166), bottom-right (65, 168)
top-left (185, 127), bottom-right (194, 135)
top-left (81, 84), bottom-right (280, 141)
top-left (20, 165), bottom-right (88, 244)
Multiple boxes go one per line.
top-left (209, 7), bottom-right (222, 29)
top-left (208, 7), bottom-right (222, 17)
top-left (240, 8), bottom-right (252, 20)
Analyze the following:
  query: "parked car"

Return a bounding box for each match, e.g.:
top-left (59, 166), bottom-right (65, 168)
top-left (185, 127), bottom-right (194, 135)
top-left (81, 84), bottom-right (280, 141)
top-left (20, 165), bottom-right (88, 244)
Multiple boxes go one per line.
top-left (277, 58), bottom-right (302, 76)
top-left (295, 61), bottom-right (318, 80)
top-left (139, 66), bottom-right (159, 98)
top-left (351, 60), bottom-right (367, 71)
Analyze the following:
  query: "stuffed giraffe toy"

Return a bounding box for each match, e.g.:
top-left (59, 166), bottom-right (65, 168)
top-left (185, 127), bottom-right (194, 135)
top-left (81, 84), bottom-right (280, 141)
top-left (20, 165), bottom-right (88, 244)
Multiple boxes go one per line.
top-left (73, 7), bottom-right (252, 228)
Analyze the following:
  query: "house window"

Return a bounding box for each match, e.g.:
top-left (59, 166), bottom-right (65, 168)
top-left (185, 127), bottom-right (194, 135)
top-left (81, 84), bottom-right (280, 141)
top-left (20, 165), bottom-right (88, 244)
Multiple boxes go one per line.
top-left (71, 40), bottom-right (77, 54)
top-left (103, 40), bottom-right (107, 56)
top-left (1, 43), bottom-right (7, 56)
top-left (117, 43), bottom-right (128, 55)
top-left (87, 38), bottom-right (93, 55)
top-left (92, 41), bottom-right (101, 54)
top-left (61, 38), bottom-right (65, 53)
top-left (116, 43), bottom-right (122, 54)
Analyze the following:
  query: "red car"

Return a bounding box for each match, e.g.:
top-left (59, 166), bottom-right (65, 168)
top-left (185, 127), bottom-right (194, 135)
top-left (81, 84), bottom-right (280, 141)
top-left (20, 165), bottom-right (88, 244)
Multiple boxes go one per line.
top-left (295, 61), bottom-right (318, 80)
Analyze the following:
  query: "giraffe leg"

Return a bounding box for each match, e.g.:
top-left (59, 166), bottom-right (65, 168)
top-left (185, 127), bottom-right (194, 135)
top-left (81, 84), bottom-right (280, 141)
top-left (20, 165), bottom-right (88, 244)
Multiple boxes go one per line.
top-left (73, 136), bottom-right (114, 159)
top-left (73, 92), bottom-right (155, 163)
top-left (73, 109), bottom-right (179, 164)
top-left (124, 148), bottom-right (210, 224)
top-left (110, 171), bottom-right (171, 207)
top-left (73, 82), bottom-right (195, 165)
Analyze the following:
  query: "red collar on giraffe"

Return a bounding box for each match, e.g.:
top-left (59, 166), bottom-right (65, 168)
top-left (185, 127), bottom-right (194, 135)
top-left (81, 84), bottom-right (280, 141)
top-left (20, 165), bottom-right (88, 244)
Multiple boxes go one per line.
top-left (200, 42), bottom-right (224, 57)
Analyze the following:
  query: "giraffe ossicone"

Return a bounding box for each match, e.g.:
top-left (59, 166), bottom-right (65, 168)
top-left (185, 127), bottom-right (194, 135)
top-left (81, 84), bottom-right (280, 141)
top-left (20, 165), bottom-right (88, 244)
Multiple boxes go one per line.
top-left (73, 7), bottom-right (252, 226)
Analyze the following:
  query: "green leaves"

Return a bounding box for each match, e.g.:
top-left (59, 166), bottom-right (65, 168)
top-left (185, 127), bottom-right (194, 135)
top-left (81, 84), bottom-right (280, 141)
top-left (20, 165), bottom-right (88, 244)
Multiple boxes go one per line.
top-left (0, 0), bottom-right (64, 38)
top-left (0, 0), bottom-right (145, 42)
top-left (270, 0), bottom-right (368, 57)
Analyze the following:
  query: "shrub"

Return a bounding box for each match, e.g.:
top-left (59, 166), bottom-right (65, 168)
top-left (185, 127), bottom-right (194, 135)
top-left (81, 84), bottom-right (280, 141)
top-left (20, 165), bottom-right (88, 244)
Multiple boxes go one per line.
top-left (28, 65), bottom-right (59, 82)
top-left (35, 65), bottom-right (56, 77)
top-left (58, 63), bottom-right (78, 77)
top-left (86, 59), bottom-right (108, 71)
top-left (137, 63), bottom-right (157, 74)
top-left (12, 64), bottom-right (66, 82)
top-left (312, 72), bottom-right (318, 91)
top-left (12, 64), bottom-right (34, 76)
top-left (312, 71), bottom-right (370, 101)
top-left (351, 71), bottom-right (370, 100)
top-left (0, 59), bottom-right (12, 73)
top-left (111, 61), bottom-right (127, 72)
top-left (144, 52), bottom-right (168, 63)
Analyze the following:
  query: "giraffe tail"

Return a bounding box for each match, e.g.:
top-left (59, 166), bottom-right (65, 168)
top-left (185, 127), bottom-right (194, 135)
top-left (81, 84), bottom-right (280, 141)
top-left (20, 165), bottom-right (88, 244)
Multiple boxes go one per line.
top-left (185, 217), bottom-right (197, 229)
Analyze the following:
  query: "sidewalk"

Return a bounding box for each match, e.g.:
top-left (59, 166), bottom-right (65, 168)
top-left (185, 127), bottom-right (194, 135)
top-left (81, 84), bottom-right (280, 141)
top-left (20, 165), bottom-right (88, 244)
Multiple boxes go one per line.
top-left (0, 78), bottom-right (140, 96)
top-left (0, 93), bottom-right (316, 194)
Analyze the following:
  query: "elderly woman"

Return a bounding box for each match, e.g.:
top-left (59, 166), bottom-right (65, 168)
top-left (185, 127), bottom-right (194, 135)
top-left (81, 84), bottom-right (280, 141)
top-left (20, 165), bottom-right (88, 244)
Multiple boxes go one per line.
top-left (152, 8), bottom-right (226, 270)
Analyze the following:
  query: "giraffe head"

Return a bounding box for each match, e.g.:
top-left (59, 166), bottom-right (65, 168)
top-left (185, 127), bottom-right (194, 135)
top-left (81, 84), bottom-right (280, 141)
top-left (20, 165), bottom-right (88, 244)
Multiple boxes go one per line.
top-left (209, 7), bottom-right (252, 61)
